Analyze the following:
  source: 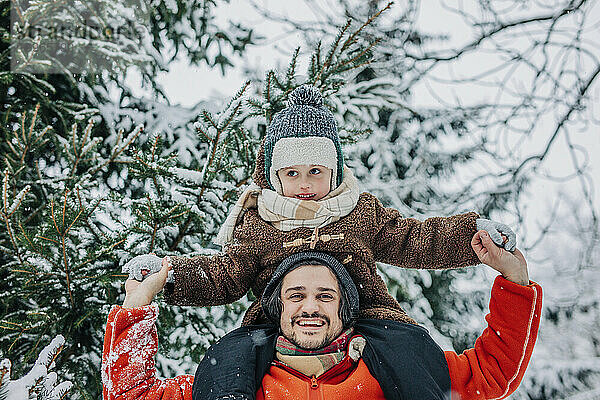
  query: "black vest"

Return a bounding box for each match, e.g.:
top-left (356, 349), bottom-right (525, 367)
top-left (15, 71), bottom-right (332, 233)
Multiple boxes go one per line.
top-left (192, 319), bottom-right (451, 400)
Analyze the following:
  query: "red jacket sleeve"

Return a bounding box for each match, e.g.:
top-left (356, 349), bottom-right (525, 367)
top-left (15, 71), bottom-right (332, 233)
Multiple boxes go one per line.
top-left (445, 276), bottom-right (542, 400)
top-left (102, 305), bottom-right (194, 400)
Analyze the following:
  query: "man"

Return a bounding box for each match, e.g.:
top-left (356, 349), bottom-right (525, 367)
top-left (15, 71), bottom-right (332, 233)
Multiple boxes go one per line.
top-left (102, 230), bottom-right (541, 399)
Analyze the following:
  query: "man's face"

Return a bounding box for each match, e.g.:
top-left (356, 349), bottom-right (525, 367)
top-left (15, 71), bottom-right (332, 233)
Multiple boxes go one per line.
top-left (279, 264), bottom-right (344, 350)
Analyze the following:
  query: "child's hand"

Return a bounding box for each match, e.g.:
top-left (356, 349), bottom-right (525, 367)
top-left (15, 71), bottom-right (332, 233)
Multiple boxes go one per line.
top-left (123, 259), bottom-right (171, 308)
top-left (471, 230), bottom-right (529, 285)
top-left (475, 218), bottom-right (517, 252)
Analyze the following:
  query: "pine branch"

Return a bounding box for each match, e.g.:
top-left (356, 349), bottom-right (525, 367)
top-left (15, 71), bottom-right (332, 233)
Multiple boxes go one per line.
top-left (314, 19), bottom-right (352, 85)
top-left (285, 47), bottom-right (301, 85)
top-left (340, 2), bottom-right (393, 53)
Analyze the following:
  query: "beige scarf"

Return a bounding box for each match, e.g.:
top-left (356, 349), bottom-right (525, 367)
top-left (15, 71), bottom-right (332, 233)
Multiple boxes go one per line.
top-left (215, 166), bottom-right (359, 246)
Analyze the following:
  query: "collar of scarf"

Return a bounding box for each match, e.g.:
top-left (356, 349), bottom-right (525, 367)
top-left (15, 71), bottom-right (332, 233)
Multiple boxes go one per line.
top-left (274, 328), bottom-right (366, 377)
top-left (215, 166), bottom-right (359, 246)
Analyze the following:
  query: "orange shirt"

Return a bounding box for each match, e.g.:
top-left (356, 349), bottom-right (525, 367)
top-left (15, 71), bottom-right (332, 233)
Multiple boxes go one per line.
top-left (257, 358), bottom-right (385, 400)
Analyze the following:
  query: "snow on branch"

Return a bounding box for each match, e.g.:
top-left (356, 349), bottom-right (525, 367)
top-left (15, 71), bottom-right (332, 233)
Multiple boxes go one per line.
top-left (0, 335), bottom-right (72, 400)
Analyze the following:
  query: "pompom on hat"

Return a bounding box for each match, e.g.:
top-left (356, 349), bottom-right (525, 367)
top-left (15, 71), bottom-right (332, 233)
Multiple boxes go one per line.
top-left (263, 85), bottom-right (344, 194)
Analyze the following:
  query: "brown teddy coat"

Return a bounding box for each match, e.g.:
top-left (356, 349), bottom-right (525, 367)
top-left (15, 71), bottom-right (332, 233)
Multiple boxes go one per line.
top-left (164, 145), bottom-right (480, 325)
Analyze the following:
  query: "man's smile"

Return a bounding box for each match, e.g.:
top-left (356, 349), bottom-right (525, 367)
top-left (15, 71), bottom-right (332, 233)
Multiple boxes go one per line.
top-left (295, 319), bottom-right (326, 328)
top-left (292, 314), bottom-right (329, 332)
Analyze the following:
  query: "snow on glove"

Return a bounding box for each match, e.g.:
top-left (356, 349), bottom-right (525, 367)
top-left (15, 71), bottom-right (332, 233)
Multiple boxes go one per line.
top-left (121, 254), bottom-right (164, 282)
top-left (476, 218), bottom-right (517, 252)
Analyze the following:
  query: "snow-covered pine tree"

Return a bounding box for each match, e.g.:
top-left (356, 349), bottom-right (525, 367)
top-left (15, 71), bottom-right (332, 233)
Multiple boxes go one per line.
top-left (0, 335), bottom-right (71, 400)
top-left (2, 5), bottom-right (392, 397)
top-left (92, 0), bottom-right (260, 171)
top-left (119, 83), bottom-right (259, 369)
top-left (2, 3), bottom-right (100, 395)
top-left (124, 9), bottom-right (392, 377)
top-left (0, 104), bottom-right (144, 397)
top-left (5, 0), bottom-right (258, 152)
top-left (2, 1), bottom-right (258, 394)
top-left (0, 0), bottom-right (97, 136)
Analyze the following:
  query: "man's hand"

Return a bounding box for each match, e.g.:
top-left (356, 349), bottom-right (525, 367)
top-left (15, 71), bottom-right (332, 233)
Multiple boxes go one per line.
top-left (471, 230), bottom-right (529, 285)
top-left (122, 257), bottom-right (171, 308)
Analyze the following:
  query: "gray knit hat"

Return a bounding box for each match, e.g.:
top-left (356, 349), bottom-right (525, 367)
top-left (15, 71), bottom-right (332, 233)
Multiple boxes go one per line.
top-left (264, 85), bottom-right (344, 193)
top-left (260, 251), bottom-right (359, 326)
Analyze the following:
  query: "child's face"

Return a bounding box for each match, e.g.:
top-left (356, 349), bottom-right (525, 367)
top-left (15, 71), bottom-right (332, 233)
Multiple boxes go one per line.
top-left (277, 165), bottom-right (332, 201)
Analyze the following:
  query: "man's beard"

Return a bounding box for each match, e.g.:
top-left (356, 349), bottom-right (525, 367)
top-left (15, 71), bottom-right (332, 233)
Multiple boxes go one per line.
top-left (287, 312), bottom-right (338, 350)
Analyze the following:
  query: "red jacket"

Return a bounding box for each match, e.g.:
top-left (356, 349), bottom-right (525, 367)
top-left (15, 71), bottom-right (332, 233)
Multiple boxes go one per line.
top-left (102, 276), bottom-right (542, 400)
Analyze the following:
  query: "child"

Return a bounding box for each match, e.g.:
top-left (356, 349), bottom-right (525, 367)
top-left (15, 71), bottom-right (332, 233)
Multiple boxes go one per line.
top-left (123, 85), bottom-right (515, 397)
